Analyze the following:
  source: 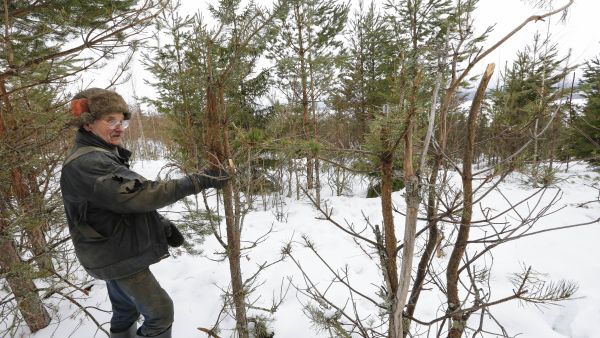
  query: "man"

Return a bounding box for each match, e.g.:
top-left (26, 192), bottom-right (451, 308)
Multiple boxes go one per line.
top-left (60, 88), bottom-right (227, 338)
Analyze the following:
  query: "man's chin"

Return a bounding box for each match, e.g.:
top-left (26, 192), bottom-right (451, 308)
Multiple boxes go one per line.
top-left (109, 137), bottom-right (123, 145)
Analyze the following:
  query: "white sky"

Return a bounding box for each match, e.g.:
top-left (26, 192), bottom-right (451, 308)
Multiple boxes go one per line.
top-left (101, 0), bottom-right (599, 104)
top-left (471, 0), bottom-right (600, 77)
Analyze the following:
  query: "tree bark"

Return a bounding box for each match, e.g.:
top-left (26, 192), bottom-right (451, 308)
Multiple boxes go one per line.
top-left (0, 218), bottom-right (51, 332)
top-left (381, 150), bottom-right (398, 338)
top-left (309, 51), bottom-right (320, 206)
top-left (294, 3), bottom-right (313, 190)
top-left (393, 65), bottom-right (422, 338)
top-left (205, 67), bottom-right (248, 337)
top-left (446, 64), bottom-right (494, 338)
top-left (380, 152), bottom-right (398, 295)
top-left (9, 168), bottom-right (53, 273)
top-left (405, 45), bottom-right (447, 336)
top-left (379, 103), bottom-right (398, 338)
top-left (0, 79), bottom-right (51, 332)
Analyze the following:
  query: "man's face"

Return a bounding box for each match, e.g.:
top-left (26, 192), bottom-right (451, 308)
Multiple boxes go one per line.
top-left (84, 112), bottom-right (128, 146)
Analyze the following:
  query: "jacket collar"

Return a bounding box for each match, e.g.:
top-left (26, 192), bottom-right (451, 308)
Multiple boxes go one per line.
top-left (75, 129), bottom-right (132, 161)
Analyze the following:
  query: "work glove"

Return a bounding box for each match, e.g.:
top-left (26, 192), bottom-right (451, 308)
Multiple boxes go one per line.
top-left (159, 215), bottom-right (185, 247)
top-left (190, 167), bottom-right (230, 192)
top-left (165, 222), bottom-right (184, 247)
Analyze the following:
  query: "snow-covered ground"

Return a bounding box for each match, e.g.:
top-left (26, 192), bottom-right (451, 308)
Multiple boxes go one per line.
top-left (21, 160), bottom-right (600, 338)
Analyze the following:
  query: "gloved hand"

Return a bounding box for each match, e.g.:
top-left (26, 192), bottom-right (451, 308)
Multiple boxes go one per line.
top-left (159, 215), bottom-right (185, 247)
top-left (165, 222), bottom-right (184, 247)
top-left (190, 167), bottom-right (230, 191)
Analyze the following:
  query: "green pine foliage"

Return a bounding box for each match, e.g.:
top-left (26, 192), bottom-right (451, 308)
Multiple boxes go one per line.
top-left (488, 33), bottom-right (571, 166)
top-left (569, 57), bottom-right (600, 163)
top-left (1, 0), bottom-right (590, 336)
top-left (1, 1), bottom-right (166, 334)
top-left (144, 2), bottom-right (280, 172)
top-left (267, 0), bottom-right (350, 124)
top-left (143, 6), bottom-right (206, 171)
top-left (331, 1), bottom-right (396, 139)
top-left (1, 1), bottom-right (155, 89)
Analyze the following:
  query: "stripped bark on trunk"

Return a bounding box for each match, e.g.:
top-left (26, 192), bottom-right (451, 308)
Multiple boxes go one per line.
top-left (393, 67), bottom-right (422, 338)
top-left (446, 63), bottom-right (495, 338)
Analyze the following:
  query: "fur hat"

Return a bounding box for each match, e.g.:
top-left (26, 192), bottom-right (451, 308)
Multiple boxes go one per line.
top-left (70, 88), bottom-right (130, 127)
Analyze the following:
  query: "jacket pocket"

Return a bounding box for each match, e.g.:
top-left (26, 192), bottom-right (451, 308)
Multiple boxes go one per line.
top-left (120, 214), bottom-right (153, 253)
top-left (75, 201), bottom-right (108, 241)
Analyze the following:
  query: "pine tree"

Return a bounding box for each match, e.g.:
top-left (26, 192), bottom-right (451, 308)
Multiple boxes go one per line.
top-left (489, 33), bottom-right (570, 168)
top-left (204, 2), bottom-right (286, 336)
top-left (145, 2), bottom-right (277, 171)
top-left (570, 56), bottom-right (600, 163)
top-left (146, 1), bottom-right (285, 336)
top-left (0, 1), bottom-right (165, 334)
top-left (332, 1), bottom-right (395, 140)
top-left (143, 3), bottom-right (205, 171)
top-left (268, 0), bottom-right (349, 191)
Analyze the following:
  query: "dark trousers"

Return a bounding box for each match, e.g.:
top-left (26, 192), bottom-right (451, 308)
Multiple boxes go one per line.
top-left (107, 268), bottom-right (173, 337)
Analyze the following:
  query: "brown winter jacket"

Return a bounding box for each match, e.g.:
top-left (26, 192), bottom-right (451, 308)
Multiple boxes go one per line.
top-left (60, 130), bottom-right (197, 280)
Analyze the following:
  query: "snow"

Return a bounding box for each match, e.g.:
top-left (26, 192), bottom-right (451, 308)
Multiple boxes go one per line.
top-left (15, 160), bottom-right (600, 338)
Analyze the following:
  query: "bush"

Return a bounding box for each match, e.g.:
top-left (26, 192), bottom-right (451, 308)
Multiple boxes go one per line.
top-left (367, 178), bottom-right (405, 198)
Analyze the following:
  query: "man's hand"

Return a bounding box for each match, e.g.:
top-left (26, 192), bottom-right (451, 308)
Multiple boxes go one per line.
top-left (159, 215), bottom-right (185, 247)
top-left (165, 223), bottom-right (184, 247)
top-left (190, 167), bottom-right (230, 191)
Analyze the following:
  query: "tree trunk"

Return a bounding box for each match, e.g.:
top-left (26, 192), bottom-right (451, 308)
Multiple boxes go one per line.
top-left (0, 219), bottom-right (51, 332)
top-left (381, 152), bottom-right (398, 338)
top-left (0, 81), bottom-right (53, 274)
top-left (532, 118), bottom-right (539, 186)
top-left (404, 53), bottom-right (456, 337)
top-left (220, 85), bottom-right (247, 337)
top-left (206, 77), bottom-right (248, 338)
top-left (10, 168), bottom-right (53, 273)
top-left (393, 67), bottom-right (422, 338)
top-left (379, 104), bottom-right (398, 337)
top-left (294, 3), bottom-right (313, 190)
top-left (419, 38), bottom-right (447, 171)
top-left (380, 153), bottom-right (398, 294)
top-left (446, 64), bottom-right (494, 338)
top-left (287, 159), bottom-right (293, 198)
top-left (0, 80), bottom-right (51, 333)
top-left (405, 168), bottom-right (439, 324)
top-left (405, 45), bottom-right (447, 335)
top-left (223, 181), bottom-right (247, 338)
top-left (309, 54), bottom-right (320, 206)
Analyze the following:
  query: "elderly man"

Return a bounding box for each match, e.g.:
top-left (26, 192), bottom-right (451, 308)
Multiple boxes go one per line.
top-left (60, 88), bottom-right (227, 338)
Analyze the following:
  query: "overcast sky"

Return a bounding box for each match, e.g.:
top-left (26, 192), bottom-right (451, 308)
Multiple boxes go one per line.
top-left (103, 0), bottom-right (599, 104)
top-left (472, 0), bottom-right (599, 75)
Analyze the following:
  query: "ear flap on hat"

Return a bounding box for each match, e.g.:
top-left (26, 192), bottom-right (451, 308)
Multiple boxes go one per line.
top-left (70, 88), bottom-right (129, 128)
top-left (71, 98), bottom-right (89, 117)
